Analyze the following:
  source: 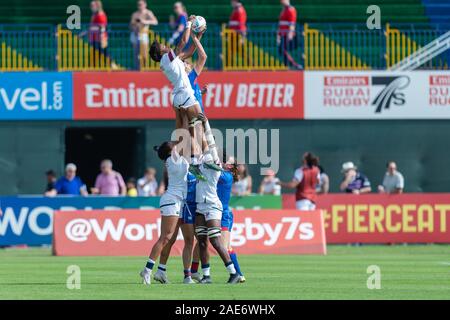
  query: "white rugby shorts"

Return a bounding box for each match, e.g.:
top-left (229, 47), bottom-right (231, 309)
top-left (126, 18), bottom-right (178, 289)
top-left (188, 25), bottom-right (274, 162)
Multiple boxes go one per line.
top-left (173, 89), bottom-right (198, 109)
top-left (160, 193), bottom-right (183, 217)
top-left (196, 202), bottom-right (223, 221)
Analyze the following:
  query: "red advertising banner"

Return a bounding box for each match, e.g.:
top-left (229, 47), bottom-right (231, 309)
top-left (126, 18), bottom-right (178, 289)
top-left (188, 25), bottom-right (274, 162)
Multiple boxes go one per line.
top-left (53, 209), bottom-right (326, 256)
top-left (282, 193), bottom-right (450, 243)
top-left (73, 71), bottom-right (303, 120)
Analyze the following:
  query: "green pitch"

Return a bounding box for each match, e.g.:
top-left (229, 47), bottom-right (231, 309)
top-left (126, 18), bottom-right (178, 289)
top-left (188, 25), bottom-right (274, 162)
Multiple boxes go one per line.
top-left (1, 245), bottom-right (449, 300)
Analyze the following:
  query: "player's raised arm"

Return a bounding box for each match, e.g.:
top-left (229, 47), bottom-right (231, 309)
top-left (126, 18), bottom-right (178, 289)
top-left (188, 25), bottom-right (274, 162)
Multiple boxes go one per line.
top-left (190, 31), bottom-right (207, 75)
top-left (175, 15), bottom-right (195, 56)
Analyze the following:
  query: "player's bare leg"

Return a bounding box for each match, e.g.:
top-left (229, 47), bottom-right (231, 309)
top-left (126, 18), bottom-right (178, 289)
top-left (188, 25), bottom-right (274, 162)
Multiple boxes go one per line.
top-left (140, 215), bottom-right (179, 284)
top-left (191, 239), bottom-right (210, 282)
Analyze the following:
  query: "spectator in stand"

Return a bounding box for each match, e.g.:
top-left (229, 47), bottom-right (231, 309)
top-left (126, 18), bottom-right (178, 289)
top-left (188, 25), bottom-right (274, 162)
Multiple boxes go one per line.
top-left (258, 169), bottom-right (281, 195)
top-left (168, 2), bottom-right (188, 46)
top-left (91, 159), bottom-right (127, 196)
top-left (232, 164), bottom-right (252, 196)
top-left (127, 178), bottom-right (138, 197)
top-left (130, 0), bottom-right (158, 70)
top-left (45, 164), bottom-right (88, 196)
top-left (340, 162), bottom-right (371, 194)
top-left (277, 0), bottom-right (302, 69)
top-left (137, 167), bottom-right (159, 196)
top-left (378, 161), bottom-right (404, 194)
top-left (316, 165), bottom-right (330, 194)
top-left (229, 0), bottom-right (247, 36)
top-left (44, 169), bottom-right (57, 194)
top-left (278, 152), bottom-right (320, 210)
top-left (89, 0), bottom-right (108, 61)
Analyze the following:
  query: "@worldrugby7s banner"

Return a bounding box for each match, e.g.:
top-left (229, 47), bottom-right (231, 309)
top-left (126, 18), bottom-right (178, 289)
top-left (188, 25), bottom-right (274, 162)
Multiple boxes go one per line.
top-left (304, 71), bottom-right (450, 119)
top-left (73, 71), bottom-right (303, 120)
top-left (53, 209), bottom-right (326, 256)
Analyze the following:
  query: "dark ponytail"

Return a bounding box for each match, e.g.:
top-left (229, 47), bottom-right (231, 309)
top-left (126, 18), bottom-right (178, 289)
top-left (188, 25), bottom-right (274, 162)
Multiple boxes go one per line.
top-left (222, 151), bottom-right (239, 182)
top-left (304, 152), bottom-right (319, 168)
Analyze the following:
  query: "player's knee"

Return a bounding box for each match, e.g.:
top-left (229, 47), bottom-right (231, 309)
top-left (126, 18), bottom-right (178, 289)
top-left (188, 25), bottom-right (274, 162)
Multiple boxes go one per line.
top-left (195, 226), bottom-right (208, 239)
top-left (207, 227), bottom-right (222, 247)
top-left (160, 233), bottom-right (174, 246)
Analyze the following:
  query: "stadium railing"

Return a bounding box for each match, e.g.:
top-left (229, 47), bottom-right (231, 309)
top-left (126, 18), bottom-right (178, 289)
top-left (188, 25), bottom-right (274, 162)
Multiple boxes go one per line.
top-left (0, 23), bottom-right (449, 71)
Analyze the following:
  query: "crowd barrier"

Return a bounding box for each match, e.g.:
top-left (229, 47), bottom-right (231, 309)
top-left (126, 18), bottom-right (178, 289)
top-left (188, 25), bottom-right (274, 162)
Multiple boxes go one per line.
top-left (0, 195), bottom-right (281, 246)
top-left (283, 193), bottom-right (450, 243)
top-left (53, 209), bottom-right (326, 256)
top-left (2, 194), bottom-right (450, 246)
top-left (2, 70), bottom-right (450, 121)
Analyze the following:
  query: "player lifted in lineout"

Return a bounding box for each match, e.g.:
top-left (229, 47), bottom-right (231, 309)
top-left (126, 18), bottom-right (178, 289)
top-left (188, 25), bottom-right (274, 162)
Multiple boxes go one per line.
top-left (149, 15), bottom-right (220, 175)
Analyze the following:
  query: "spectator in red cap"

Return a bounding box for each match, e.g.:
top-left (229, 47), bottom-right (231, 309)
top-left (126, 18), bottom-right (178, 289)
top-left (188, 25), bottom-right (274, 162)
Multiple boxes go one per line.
top-left (229, 0), bottom-right (247, 36)
top-left (277, 0), bottom-right (302, 69)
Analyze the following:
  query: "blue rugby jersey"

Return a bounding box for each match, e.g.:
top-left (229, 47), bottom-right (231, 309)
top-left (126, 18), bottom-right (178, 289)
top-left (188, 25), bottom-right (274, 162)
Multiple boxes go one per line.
top-left (188, 70), bottom-right (204, 111)
top-left (217, 171), bottom-right (233, 212)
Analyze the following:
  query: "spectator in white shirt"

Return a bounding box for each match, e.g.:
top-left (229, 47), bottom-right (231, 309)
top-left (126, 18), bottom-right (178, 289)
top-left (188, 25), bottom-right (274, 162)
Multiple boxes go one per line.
top-left (378, 161), bottom-right (404, 194)
top-left (137, 167), bottom-right (159, 196)
top-left (316, 165), bottom-right (330, 194)
top-left (258, 169), bottom-right (281, 195)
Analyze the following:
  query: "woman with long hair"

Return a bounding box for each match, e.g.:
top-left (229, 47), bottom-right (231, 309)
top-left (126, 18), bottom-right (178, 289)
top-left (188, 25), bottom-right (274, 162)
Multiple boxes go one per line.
top-left (279, 152), bottom-right (320, 211)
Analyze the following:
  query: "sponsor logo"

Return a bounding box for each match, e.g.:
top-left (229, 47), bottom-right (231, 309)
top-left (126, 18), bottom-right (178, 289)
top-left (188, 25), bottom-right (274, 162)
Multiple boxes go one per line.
top-left (0, 72), bottom-right (72, 120)
top-left (323, 75), bottom-right (410, 113)
top-left (429, 75), bottom-right (450, 107)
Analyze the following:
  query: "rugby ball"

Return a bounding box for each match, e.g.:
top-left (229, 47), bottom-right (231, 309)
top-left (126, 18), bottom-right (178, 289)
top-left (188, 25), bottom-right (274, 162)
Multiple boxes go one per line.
top-left (192, 16), bottom-right (207, 34)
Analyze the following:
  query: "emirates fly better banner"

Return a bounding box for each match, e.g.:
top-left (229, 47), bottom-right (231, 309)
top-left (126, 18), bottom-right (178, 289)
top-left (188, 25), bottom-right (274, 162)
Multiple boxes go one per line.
top-left (53, 209), bottom-right (326, 256)
top-left (73, 72), bottom-right (303, 120)
top-left (304, 71), bottom-right (450, 119)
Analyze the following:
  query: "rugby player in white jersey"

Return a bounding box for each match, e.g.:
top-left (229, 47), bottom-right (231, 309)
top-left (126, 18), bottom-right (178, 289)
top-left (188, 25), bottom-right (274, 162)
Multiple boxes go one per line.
top-left (149, 15), bottom-right (219, 172)
top-left (194, 153), bottom-right (241, 284)
top-left (140, 140), bottom-right (189, 285)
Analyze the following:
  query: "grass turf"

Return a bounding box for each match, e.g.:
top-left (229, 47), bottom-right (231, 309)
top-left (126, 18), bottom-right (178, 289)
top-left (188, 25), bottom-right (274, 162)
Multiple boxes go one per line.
top-left (0, 245), bottom-right (450, 300)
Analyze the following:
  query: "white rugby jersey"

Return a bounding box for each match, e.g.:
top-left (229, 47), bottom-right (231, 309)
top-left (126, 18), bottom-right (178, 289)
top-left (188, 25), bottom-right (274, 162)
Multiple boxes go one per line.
top-left (165, 150), bottom-right (189, 200)
top-left (160, 50), bottom-right (194, 95)
top-left (196, 163), bottom-right (222, 205)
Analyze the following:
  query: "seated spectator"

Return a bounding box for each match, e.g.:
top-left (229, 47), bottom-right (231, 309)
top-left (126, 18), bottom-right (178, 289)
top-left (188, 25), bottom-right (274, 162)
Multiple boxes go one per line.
top-left (137, 167), bottom-right (159, 196)
top-left (316, 165), bottom-right (330, 194)
top-left (232, 164), bottom-right (252, 196)
top-left (45, 169), bottom-right (57, 194)
top-left (91, 159), bottom-right (127, 196)
top-left (127, 178), bottom-right (138, 197)
top-left (258, 169), bottom-right (281, 195)
top-left (45, 164), bottom-right (88, 196)
top-left (340, 162), bottom-right (371, 194)
top-left (378, 161), bottom-right (404, 194)
top-left (168, 2), bottom-right (188, 46)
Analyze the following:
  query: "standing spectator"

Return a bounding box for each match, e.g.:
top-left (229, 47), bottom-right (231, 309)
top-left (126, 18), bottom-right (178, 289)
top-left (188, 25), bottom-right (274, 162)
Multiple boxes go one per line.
top-left (91, 159), bottom-right (127, 196)
top-left (44, 169), bottom-right (57, 194)
top-left (130, 0), bottom-right (158, 70)
top-left (168, 2), bottom-right (188, 46)
top-left (340, 162), bottom-right (371, 194)
top-left (232, 164), bottom-right (252, 196)
top-left (45, 164), bottom-right (88, 196)
top-left (137, 167), bottom-right (159, 196)
top-left (316, 165), bottom-right (330, 194)
top-left (378, 161), bottom-right (404, 194)
top-left (277, 0), bottom-right (301, 69)
top-left (279, 152), bottom-right (320, 211)
top-left (89, 0), bottom-right (108, 65)
top-left (258, 169), bottom-right (281, 195)
top-left (127, 178), bottom-right (138, 197)
top-left (229, 0), bottom-right (247, 36)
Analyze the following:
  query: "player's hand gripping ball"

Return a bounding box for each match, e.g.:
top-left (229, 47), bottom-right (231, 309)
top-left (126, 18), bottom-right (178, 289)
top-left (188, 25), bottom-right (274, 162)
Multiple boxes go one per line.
top-left (192, 16), bottom-right (207, 34)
